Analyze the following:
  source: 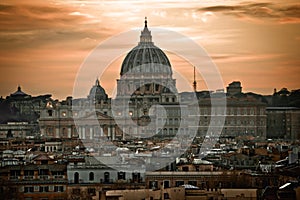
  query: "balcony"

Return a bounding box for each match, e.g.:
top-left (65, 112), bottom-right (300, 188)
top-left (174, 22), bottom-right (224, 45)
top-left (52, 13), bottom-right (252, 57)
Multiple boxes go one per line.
top-left (38, 175), bottom-right (49, 180)
top-left (53, 175), bottom-right (65, 179)
top-left (9, 176), bottom-right (20, 180)
top-left (100, 179), bottom-right (114, 184)
top-left (24, 176), bottom-right (34, 180)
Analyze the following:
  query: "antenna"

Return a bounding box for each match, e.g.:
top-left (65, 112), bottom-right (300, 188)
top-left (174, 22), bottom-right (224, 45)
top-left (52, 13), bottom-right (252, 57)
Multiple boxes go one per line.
top-left (193, 66), bottom-right (197, 92)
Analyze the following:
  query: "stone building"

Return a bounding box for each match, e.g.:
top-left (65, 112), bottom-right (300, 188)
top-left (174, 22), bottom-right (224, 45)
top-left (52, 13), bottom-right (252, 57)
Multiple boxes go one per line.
top-left (39, 19), bottom-right (188, 141)
top-left (266, 107), bottom-right (300, 140)
top-left (0, 85), bottom-right (51, 139)
top-left (226, 81), bottom-right (242, 96)
top-left (145, 170), bottom-right (280, 191)
top-left (39, 79), bottom-right (118, 141)
top-left (180, 82), bottom-right (267, 139)
top-left (36, 19), bottom-right (272, 143)
top-left (145, 171), bottom-right (241, 190)
top-left (196, 96), bottom-right (266, 139)
top-left (3, 85), bottom-right (47, 122)
top-left (67, 156), bottom-right (144, 185)
top-left (67, 155), bottom-right (145, 200)
top-left (0, 154), bottom-right (68, 200)
top-left (0, 121), bottom-right (36, 139)
top-left (113, 18), bottom-right (184, 139)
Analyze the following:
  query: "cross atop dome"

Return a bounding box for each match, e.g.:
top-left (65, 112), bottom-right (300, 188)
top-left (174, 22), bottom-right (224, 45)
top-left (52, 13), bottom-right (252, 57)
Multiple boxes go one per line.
top-left (139, 17), bottom-right (152, 44)
top-left (95, 78), bottom-right (100, 86)
top-left (144, 17), bottom-right (148, 27)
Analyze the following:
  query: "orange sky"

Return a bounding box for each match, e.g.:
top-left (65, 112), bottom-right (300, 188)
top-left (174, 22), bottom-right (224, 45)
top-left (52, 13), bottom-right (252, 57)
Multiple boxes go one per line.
top-left (0, 0), bottom-right (299, 100)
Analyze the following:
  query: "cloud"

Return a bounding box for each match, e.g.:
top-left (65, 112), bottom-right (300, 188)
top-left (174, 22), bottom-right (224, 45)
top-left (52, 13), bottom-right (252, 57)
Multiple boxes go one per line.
top-left (0, 2), bottom-right (114, 99)
top-left (0, 0), bottom-right (298, 99)
top-left (69, 11), bottom-right (95, 18)
top-left (198, 2), bottom-right (300, 24)
top-left (211, 53), bottom-right (285, 64)
top-left (0, 3), bottom-right (112, 50)
top-left (278, 17), bottom-right (300, 24)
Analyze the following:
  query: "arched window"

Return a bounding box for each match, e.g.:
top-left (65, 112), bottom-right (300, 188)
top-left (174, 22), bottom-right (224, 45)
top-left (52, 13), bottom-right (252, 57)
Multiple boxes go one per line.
top-left (104, 172), bottom-right (110, 183)
top-left (118, 171), bottom-right (126, 180)
top-left (89, 172), bottom-right (94, 181)
top-left (62, 128), bottom-right (67, 137)
top-left (163, 128), bottom-right (167, 135)
top-left (74, 172), bottom-right (79, 184)
top-left (132, 172), bottom-right (141, 183)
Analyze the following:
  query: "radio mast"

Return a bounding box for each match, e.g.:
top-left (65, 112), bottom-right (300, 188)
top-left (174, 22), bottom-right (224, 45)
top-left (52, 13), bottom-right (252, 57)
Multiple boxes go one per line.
top-left (193, 66), bottom-right (197, 92)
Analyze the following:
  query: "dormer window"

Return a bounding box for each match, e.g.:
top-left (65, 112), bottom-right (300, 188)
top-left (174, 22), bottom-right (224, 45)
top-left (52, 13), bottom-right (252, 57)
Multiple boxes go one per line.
top-left (46, 102), bottom-right (53, 108)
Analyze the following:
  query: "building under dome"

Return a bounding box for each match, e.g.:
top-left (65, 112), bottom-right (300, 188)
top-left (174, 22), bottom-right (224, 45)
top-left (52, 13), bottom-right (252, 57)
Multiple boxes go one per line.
top-left (10, 85), bottom-right (29, 98)
top-left (114, 18), bottom-right (182, 139)
top-left (37, 18), bottom-right (268, 142)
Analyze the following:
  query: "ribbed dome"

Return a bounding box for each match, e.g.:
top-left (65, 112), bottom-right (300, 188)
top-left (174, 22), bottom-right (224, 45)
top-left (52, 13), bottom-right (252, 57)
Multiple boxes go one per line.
top-left (88, 79), bottom-right (108, 101)
top-left (120, 18), bottom-right (172, 76)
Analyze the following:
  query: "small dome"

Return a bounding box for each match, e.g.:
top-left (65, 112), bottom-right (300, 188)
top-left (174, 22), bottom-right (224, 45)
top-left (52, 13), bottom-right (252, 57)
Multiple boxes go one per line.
top-left (10, 85), bottom-right (28, 97)
top-left (88, 79), bottom-right (108, 101)
top-left (120, 18), bottom-right (172, 76)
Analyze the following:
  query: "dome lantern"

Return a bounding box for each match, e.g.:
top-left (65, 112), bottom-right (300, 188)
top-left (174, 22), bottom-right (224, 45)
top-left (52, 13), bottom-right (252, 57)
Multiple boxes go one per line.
top-left (139, 17), bottom-right (153, 44)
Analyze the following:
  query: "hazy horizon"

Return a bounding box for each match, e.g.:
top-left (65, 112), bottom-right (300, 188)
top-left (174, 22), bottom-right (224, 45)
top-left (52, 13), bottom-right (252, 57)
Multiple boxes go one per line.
top-left (0, 0), bottom-right (299, 100)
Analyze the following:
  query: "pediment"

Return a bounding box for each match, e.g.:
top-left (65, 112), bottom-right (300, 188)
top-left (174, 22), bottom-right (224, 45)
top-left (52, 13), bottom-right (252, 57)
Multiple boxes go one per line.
top-left (77, 111), bottom-right (113, 121)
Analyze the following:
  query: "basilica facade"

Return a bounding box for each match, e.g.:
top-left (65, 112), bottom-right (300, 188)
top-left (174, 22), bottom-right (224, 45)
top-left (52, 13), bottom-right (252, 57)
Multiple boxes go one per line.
top-left (37, 19), bottom-right (269, 144)
top-left (39, 18), bottom-right (185, 142)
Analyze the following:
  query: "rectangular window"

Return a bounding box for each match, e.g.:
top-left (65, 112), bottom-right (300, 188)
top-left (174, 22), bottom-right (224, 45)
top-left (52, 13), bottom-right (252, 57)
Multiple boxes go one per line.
top-left (188, 181), bottom-right (197, 187)
top-left (146, 84), bottom-right (150, 91)
top-left (155, 84), bottom-right (159, 91)
top-left (10, 170), bottom-right (21, 179)
top-left (149, 181), bottom-right (158, 189)
top-left (182, 166), bottom-right (189, 171)
top-left (175, 181), bottom-right (184, 187)
top-left (136, 84), bottom-right (140, 91)
top-left (24, 170), bottom-right (34, 176)
top-left (39, 186), bottom-right (49, 192)
top-left (117, 172), bottom-right (126, 180)
top-left (52, 171), bottom-right (64, 177)
top-left (163, 180), bottom-right (170, 188)
top-left (24, 187), bottom-right (34, 193)
top-left (48, 110), bottom-right (53, 116)
top-left (54, 186), bottom-right (64, 192)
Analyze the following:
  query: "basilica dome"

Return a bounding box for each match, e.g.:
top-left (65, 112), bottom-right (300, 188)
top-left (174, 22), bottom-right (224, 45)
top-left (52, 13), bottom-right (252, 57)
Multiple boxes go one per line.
top-left (88, 79), bottom-right (108, 101)
top-left (120, 18), bottom-right (172, 76)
